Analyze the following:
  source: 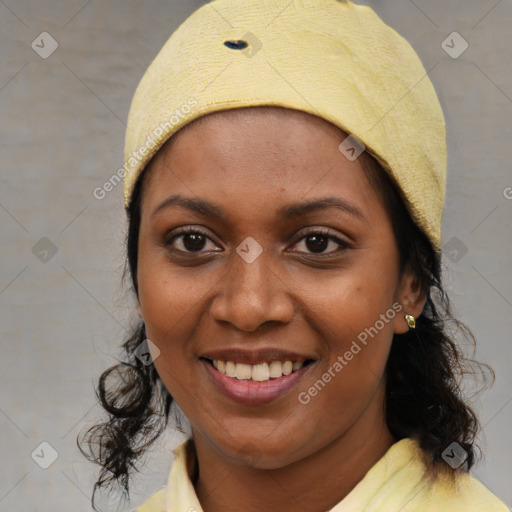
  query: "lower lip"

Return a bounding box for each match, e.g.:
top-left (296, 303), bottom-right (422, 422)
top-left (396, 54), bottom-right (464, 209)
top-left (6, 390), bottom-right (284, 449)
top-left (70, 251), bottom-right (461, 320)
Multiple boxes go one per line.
top-left (201, 359), bottom-right (314, 405)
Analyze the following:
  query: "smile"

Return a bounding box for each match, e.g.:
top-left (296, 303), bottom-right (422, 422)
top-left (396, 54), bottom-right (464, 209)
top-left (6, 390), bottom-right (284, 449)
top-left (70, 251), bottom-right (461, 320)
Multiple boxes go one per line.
top-left (210, 359), bottom-right (310, 381)
top-left (200, 357), bottom-right (316, 405)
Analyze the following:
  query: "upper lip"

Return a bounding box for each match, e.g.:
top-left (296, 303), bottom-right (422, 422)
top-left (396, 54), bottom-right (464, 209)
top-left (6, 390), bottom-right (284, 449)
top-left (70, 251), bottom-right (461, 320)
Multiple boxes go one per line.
top-left (200, 348), bottom-right (316, 365)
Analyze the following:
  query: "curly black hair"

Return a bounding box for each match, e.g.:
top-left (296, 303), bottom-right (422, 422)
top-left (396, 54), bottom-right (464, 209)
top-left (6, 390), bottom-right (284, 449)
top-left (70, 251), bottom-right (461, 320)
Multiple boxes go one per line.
top-left (77, 132), bottom-right (494, 510)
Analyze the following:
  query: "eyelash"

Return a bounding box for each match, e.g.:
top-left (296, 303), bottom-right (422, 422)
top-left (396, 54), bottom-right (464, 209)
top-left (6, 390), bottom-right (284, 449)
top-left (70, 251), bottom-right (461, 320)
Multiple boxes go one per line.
top-left (164, 226), bottom-right (350, 257)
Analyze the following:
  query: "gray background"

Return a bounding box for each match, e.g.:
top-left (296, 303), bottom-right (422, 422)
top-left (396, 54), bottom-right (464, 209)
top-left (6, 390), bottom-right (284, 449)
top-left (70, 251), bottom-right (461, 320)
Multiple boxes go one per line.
top-left (0, 1), bottom-right (511, 511)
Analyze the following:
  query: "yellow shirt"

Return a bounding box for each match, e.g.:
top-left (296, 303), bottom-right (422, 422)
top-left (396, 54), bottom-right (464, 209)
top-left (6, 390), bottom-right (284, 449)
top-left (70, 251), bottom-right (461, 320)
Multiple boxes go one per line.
top-left (134, 438), bottom-right (509, 511)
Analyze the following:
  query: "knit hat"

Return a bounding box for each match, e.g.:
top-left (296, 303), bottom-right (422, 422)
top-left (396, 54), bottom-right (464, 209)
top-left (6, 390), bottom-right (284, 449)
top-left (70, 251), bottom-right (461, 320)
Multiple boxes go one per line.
top-left (123, 0), bottom-right (446, 254)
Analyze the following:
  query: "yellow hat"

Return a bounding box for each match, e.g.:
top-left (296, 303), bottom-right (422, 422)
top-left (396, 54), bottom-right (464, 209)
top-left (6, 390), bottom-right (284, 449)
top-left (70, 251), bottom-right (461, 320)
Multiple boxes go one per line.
top-left (123, 0), bottom-right (446, 254)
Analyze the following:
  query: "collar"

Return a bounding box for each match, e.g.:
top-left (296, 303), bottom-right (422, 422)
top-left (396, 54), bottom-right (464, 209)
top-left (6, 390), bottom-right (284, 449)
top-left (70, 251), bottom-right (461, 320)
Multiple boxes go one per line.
top-left (163, 437), bottom-right (427, 511)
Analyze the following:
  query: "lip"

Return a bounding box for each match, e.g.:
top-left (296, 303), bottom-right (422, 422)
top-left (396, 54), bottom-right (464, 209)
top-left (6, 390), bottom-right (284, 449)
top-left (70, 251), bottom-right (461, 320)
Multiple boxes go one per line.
top-left (201, 358), bottom-right (315, 405)
top-left (200, 348), bottom-right (315, 365)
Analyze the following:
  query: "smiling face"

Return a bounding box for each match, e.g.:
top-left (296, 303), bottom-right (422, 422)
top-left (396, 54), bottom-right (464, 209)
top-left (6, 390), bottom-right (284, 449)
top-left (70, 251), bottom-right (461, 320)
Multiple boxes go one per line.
top-left (136, 106), bottom-right (424, 469)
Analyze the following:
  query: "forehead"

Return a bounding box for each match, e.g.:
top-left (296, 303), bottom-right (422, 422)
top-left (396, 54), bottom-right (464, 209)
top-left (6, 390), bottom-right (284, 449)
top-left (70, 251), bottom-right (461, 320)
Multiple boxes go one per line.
top-left (140, 106), bottom-right (383, 222)
top-left (161, 106), bottom-right (344, 170)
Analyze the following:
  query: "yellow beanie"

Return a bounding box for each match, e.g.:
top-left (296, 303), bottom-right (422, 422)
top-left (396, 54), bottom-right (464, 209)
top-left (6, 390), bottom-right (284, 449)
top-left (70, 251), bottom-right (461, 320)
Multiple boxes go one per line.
top-left (123, 0), bottom-right (446, 254)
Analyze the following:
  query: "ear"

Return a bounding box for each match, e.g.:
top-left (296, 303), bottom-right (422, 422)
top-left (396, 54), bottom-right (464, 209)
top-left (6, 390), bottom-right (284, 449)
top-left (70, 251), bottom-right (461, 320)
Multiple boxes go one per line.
top-left (393, 265), bottom-right (427, 334)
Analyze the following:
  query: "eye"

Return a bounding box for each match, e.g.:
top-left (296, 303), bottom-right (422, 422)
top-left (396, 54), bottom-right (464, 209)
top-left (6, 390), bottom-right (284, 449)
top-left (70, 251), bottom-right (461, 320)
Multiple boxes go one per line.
top-left (290, 228), bottom-right (350, 256)
top-left (164, 226), bottom-right (350, 256)
top-left (164, 226), bottom-right (221, 253)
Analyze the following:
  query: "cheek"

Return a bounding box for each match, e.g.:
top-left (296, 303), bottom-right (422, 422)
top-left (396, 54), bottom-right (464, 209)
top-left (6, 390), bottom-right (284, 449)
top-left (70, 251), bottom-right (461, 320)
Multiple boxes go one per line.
top-left (297, 256), bottom-right (399, 342)
top-left (136, 244), bottom-right (196, 368)
top-left (137, 240), bottom-right (208, 334)
top-left (296, 265), bottom-right (398, 406)
top-left (137, 257), bottom-right (205, 414)
top-left (136, 243), bottom-right (224, 407)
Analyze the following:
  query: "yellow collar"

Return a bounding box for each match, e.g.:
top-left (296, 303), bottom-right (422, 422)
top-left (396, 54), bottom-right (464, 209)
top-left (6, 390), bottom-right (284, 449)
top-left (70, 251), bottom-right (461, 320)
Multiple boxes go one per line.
top-left (163, 437), bottom-right (425, 511)
top-left (136, 437), bottom-right (508, 512)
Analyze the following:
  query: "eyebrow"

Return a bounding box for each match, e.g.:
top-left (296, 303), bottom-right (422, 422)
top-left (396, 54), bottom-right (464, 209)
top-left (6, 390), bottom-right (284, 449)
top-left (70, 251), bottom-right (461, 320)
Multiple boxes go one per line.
top-left (151, 194), bottom-right (367, 223)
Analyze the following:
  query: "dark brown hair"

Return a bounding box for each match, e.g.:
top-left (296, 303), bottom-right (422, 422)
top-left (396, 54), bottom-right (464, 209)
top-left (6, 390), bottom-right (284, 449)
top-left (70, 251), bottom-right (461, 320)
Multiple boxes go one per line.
top-left (78, 122), bottom-right (493, 510)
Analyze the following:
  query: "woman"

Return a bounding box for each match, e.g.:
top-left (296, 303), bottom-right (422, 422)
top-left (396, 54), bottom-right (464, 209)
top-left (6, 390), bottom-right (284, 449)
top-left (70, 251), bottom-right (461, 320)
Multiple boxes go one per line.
top-left (79, 0), bottom-right (509, 510)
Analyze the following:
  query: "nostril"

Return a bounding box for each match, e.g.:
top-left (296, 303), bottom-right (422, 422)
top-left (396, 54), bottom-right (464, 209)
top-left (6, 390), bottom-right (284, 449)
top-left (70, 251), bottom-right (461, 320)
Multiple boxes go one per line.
top-left (224, 40), bottom-right (248, 50)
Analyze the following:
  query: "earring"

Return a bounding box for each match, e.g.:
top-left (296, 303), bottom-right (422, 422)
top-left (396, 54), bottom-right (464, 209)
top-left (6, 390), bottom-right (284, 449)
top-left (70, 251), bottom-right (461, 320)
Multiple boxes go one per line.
top-left (405, 314), bottom-right (416, 329)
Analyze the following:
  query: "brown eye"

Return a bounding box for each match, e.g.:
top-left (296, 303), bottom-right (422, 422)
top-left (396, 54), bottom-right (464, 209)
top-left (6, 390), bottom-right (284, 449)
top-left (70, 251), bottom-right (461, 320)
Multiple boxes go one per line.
top-left (291, 229), bottom-right (350, 256)
top-left (165, 227), bottom-right (220, 253)
top-left (180, 232), bottom-right (207, 252)
top-left (303, 233), bottom-right (331, 253)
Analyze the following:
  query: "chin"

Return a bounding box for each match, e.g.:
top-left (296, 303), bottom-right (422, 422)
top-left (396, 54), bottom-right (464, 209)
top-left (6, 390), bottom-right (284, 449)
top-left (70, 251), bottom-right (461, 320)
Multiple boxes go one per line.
top-left (210, 434), bottom-right (312, 470)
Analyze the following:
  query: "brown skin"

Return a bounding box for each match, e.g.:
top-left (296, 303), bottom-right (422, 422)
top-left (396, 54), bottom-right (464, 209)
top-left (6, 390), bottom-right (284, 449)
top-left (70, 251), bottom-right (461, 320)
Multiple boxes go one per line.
top-left (136, 106), bottom-right (427, 512)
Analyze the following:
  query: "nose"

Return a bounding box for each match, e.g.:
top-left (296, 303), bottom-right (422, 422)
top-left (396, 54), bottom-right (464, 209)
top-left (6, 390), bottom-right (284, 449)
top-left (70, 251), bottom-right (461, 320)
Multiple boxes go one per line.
top-left (209, 245), bottom-right (295, 332)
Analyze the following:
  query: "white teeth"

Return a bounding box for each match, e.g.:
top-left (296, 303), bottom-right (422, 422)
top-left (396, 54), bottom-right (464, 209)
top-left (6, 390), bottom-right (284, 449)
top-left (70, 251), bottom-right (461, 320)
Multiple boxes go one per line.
top-left (235, 363), bottom-right (252, 380)
top-left (252, 363), bottom-right (270, 382)
top-left (225, 361), bottom-right (236, 378)
top-left (211, 359), bottom-right (307, 381)
top-left (282, 361), bottom-right (293, 376)
top-left (269, 361), bottom-right (283, 378)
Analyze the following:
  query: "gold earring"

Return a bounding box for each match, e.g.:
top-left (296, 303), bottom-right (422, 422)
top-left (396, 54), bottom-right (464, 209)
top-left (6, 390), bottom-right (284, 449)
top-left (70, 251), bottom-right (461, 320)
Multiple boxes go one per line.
top-left (405, 314), bottom-right (416, 329)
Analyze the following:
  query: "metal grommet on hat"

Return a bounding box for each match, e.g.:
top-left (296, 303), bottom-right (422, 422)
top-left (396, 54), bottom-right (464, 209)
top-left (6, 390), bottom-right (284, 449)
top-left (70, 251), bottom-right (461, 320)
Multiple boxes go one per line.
top-left (123, 0), bottom-right (446, 256)
top-left (224, 40), bottom-right (248, 50)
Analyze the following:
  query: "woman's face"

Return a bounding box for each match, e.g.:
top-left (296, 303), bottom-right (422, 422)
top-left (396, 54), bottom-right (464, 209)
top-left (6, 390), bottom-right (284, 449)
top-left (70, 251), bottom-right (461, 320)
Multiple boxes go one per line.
top-left (137, 107), bottom-right (420, 468)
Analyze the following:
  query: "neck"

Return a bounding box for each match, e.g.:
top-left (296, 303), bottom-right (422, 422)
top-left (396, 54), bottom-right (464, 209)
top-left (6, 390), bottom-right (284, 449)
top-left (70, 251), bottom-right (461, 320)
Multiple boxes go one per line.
top-left (192, 394), bottom-right (396, 512)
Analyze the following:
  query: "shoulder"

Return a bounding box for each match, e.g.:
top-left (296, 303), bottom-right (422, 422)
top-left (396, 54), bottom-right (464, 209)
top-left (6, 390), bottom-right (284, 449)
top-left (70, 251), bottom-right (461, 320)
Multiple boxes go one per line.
top-left (388, 439), bottom-right (509, 511)
top-left (131, 438), bottom-right (195, 512)
top-left (131, 486), bottom-right (167, 512)
top-left (421, 471), bottom-right (510, 511)
top-left (340, 438), bottom-right (510, 512)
